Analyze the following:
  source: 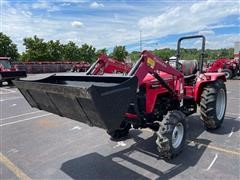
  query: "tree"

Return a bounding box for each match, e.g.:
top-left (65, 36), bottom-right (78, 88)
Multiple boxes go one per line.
top-left (152, 48), bottom-right (175, 60)
top-left (47, 40), bottom-right (63, 61)
top-left (79, 43), bottom-right (97, 63)
top-left (129, 51), bottom-right (140, 62)
top-left (96, 48), bottom-right (108, 57)
top-left (111, 45), bottom-right (128, 61)
top-left (0, 32), bottom-right (19, 60)
top-left (22, 35), bottom-right (48, 61)
top-left (62, 41), bottom-right (81, 61)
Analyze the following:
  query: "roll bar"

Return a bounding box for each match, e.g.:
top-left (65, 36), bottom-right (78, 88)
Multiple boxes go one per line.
top-left (176, 35), bottom-right (206, 73)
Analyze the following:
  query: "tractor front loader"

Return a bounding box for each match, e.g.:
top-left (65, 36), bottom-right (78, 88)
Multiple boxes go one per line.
top-left (14, 35), bottom-right (227, 159)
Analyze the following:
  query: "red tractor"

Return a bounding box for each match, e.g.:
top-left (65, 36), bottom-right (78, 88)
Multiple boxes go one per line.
top-left (70, 62), bottom-right (91, 72)
top-left (14, 35), bottom-right (227, 159)
top-left (206, 58), bottom-right (240, 79)
top-left (0, 57), bottom-right (26, 86)
top-left (87, 54), bottom-right (131, 75)
top-left (70, 54), bottom-right (131, 75)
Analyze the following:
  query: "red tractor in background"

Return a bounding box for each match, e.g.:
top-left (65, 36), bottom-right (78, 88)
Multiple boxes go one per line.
top-left (86, 54), bottom-right (131, 75)
top-left (70, 62), bottom-right (90, 72)
top-left (14, 35), bottom-right (227, 159)
top-left (206, 58), bottom-right (240, 79)
top-left (71, 54), bottom-right (131, 75)
top-left (0, 57), bottom-right (27, 86)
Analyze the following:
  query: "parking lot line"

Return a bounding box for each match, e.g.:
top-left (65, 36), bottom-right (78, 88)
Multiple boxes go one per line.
top-left (0, 113), bottom-right (52, 127)
top-left (0, 152), bottom-right (31, 179)
top-left (142, 128), bottom-right (240, 156)
top-left (226, 112), bottom-right (240, 116)
top-left (187, 140), bottom-right (240, 156)
top-left (0, 89), bottom-right (16, 95)
top-left (228, 127), bottom-right (234, 138)
top-left (206, 153), bottom-right (218, 171)
top-left (0, 92), bottom-right (16, 95)
top-left (229, 97), bottom-right (240, 100)
top-left (0, 97), bottom-right (24, 102)
top-left (0, 110), bottom-right (42, 121)
top-left (0, 88), bottom-right (16, 93)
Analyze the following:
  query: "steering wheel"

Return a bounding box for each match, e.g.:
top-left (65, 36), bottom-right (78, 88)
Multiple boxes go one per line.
top-left (176, 61), bottom-right (183, 72)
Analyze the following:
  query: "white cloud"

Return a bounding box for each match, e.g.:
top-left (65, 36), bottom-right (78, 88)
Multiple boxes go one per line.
top-left (32, 1), bottom-right (49, 9)
top-left (60, 3), bottom-right (71, 6)
top-left (208, 24), bottom-right (239, 30)
top-left (138, 0), bottom-right (239, 39)
top-left (90, 2), bottom-right (104, 8)
top-left (59, 0), bottom-right (87, 3)
top-left (32, 0), bottom-right (60, 12)
top-left (206, 34), bottom-right (239, 49)
top-left (1, 0), bottom-right (239, 53)
top-left (71, 21), bottom-right (84, 28)
top-left (198, 30), bottom-right (215, 36)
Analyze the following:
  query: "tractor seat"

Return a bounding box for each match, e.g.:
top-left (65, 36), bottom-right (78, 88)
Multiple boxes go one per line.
top-left (179, 60), bottom-right (198, 76)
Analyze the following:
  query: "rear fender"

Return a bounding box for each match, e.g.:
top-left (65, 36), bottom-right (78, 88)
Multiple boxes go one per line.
top-left (194, 73), bottom-right (226, 103)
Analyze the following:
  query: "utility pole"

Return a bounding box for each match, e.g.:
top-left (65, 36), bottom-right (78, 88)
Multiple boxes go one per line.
top-left (140, 30), bottom-right (142, 52)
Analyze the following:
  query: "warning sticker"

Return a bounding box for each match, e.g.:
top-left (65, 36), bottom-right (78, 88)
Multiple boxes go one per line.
top-left (147, 58), bottom-right (155, 68)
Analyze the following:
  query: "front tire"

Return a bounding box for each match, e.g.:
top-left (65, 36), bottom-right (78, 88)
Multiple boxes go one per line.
top-left (200, 80), bottom-right (227, 129)
top-left (156, 110), bottom-right (186, 159)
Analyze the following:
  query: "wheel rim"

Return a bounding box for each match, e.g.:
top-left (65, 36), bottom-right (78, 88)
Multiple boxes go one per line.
top-left (172, 122), bottom-right (184, 149)
top-left (216, 88), bottom-right (226, 120)
top-left (224, 72), bottom-right (230, 79)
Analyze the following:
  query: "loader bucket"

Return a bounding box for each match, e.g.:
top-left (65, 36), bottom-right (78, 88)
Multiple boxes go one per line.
top-left (13, 74), bottom-right (138, 132)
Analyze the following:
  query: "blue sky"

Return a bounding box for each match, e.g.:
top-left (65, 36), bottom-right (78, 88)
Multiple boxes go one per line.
top-left (1, 0), bottom-right (239, 53)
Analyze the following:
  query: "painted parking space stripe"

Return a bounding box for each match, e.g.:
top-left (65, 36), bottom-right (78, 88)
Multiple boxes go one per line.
top-left (0, 113), bottom-right (52, 127)
top-left (0, 88), bottom-right (16, 93)
top-left (0, 89), bottom-right (17, 95)
top-left (0, 96), bottom-right (24, 102)
top-left (187, 140), bottom-right (240, 156)
top-left (228, 127), bottom-right (235, 138)
top-left (141, 129), bottom-right (240, 156)
top-left (0, 91), bottom-right (16, 95)
top-left (9, 103), bottom-right (17, 107)
top-left (226, 112), bottom-right (240, 116)
top-left (206, 153), bottom-right (218, 171)
top-left (229, 98), bottom-right (240, 100)
top-left (0, 152), bottom-right (31, 179)
top-left (0, 110), bottom-right (42, 121)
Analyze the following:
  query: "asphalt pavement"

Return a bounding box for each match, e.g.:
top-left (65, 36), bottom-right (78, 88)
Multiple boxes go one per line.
top-left (0, 80), bottom-right (239, 179)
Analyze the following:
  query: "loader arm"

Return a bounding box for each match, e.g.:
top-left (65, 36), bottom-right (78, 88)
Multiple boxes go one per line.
top-left (129, 50), bottom-right (184, 98)
top-left (86, 54), bottom-right (131, 75)
top-left (86, 55), bottom-right (106, 75)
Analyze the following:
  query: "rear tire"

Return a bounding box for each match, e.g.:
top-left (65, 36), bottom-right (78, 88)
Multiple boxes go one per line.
top-left (156, 110), bottom-right (186, 159)
top-left (222, 69), bottom-right (232, 79)
top-left (200, 80), bottom-right (227, 129)
top-left (107, 121), bottom-right (131, 140)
